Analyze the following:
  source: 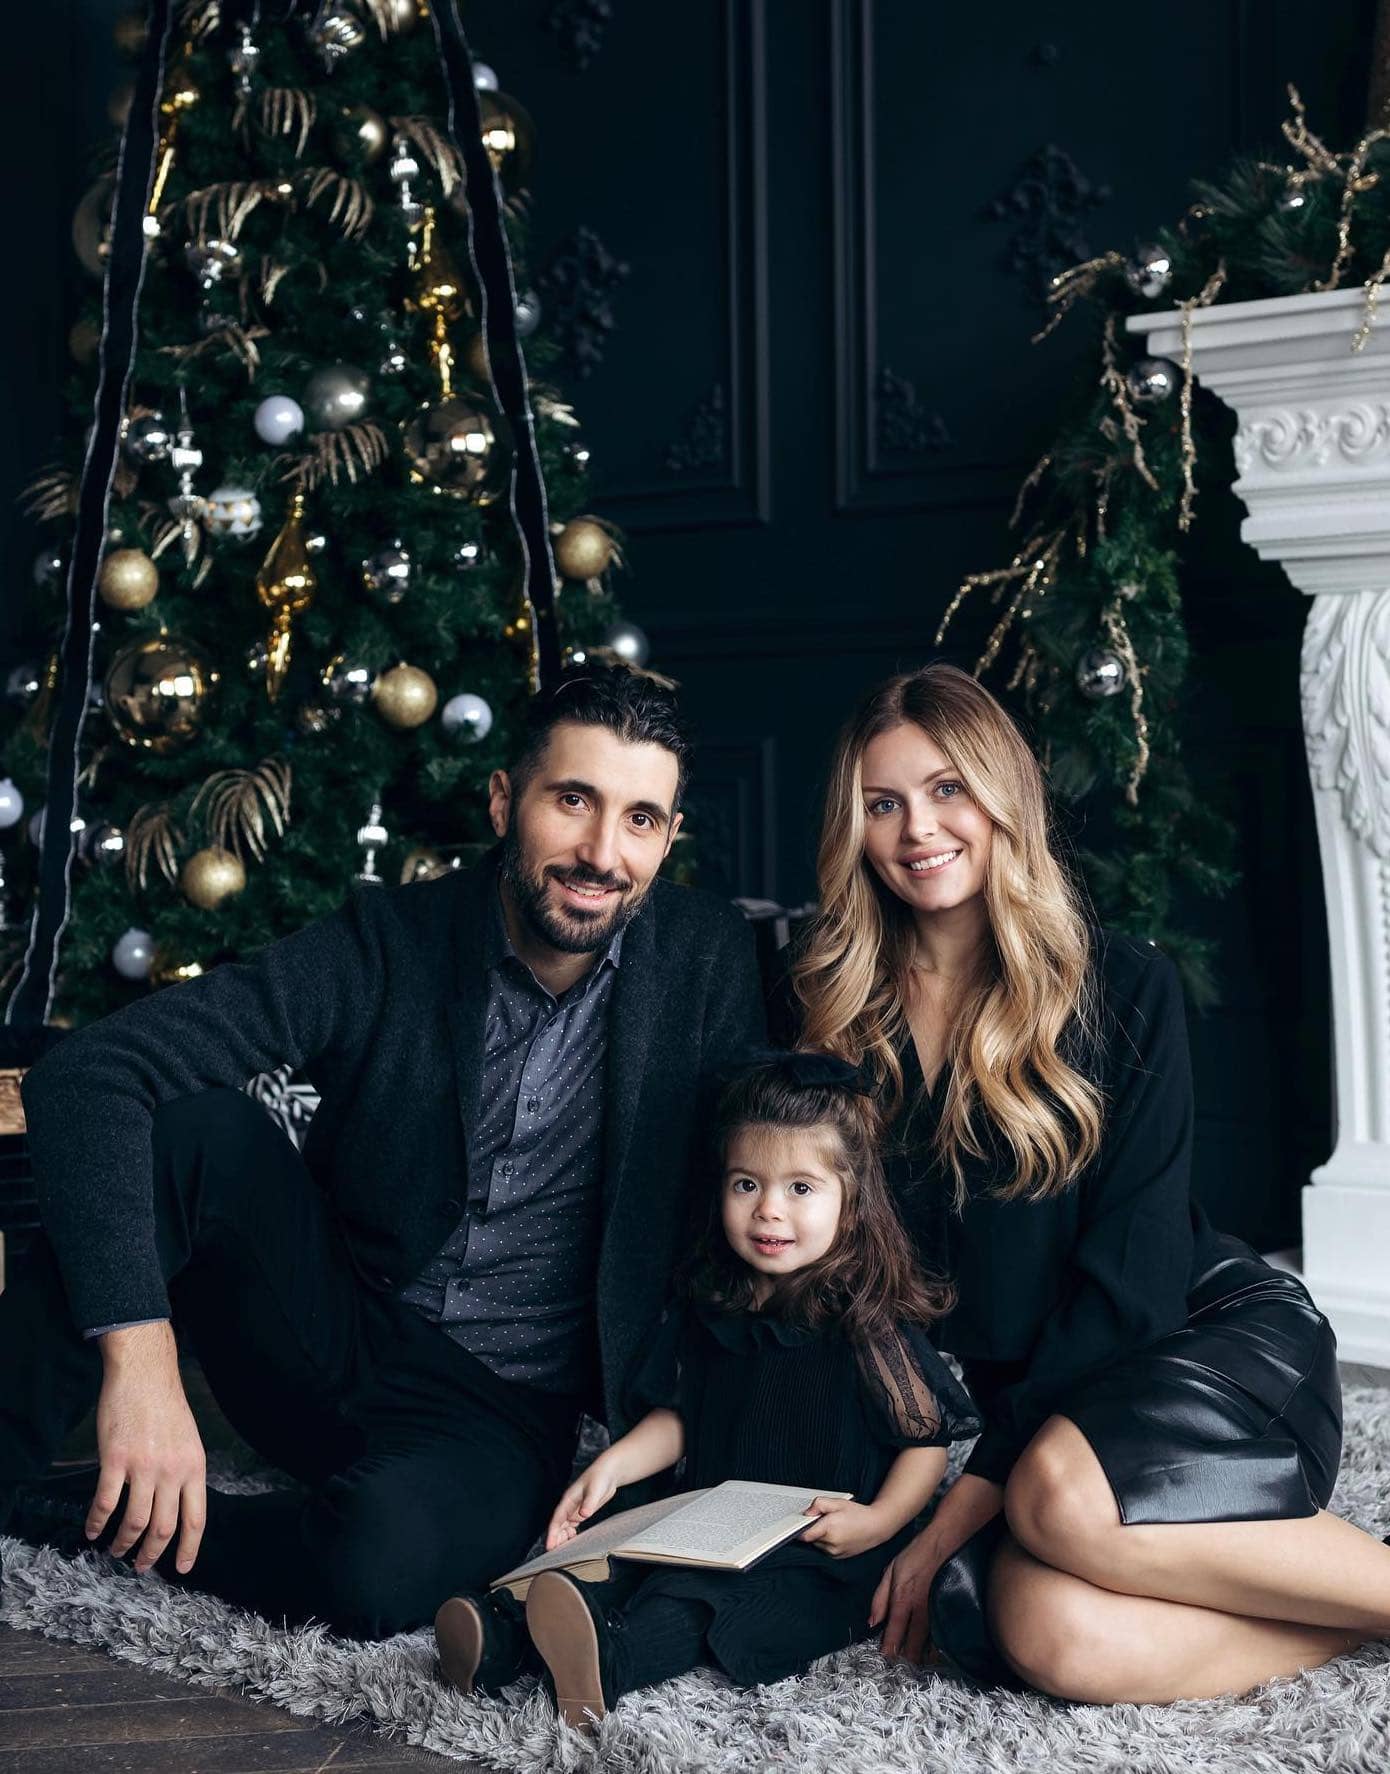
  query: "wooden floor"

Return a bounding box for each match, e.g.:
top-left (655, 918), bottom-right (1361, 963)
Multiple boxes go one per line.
top-left (0, 1625), bottom-right (488, 1773)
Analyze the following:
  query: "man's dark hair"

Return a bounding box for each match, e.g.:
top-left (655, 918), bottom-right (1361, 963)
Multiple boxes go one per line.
top-left (511, 659), bottom-right (693, 812)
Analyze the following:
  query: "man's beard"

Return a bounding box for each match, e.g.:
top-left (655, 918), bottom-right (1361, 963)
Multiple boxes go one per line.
top-left (500, 821), bottom-right (646, 955)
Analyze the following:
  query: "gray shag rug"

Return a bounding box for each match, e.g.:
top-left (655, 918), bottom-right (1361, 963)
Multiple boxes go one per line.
top-left (4, 1388), bottom-right (1389, 1774)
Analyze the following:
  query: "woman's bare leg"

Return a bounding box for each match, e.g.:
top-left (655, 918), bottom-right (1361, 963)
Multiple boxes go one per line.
top-left (1005, 1416), bottom-right (1390, 1633)
top-left (987, 1534), bottom-right (1366, 1704)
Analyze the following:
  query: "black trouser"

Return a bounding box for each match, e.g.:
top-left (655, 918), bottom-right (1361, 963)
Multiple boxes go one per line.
top-left (0, 1089), bottom-right (581, 1639)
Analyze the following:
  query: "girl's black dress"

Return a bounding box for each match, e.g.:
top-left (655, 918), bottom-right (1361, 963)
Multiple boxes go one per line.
top-left (604, 1300), bottom-right (979, 1688)
top-left (878, 931), bottom-right (1342, 1688)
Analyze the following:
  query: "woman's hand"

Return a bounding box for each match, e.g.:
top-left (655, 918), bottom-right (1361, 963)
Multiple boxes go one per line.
top-left (800, 1496), bottom-right (889, 1559)
top-left (869, 1526), bottom-right (943, 1665)
top-left (545, 1454), bottom-right (621, 1550)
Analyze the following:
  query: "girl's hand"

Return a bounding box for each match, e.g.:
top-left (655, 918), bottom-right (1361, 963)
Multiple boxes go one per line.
top-left (799, 1496), bottom-right (887, 1559)
top-left (869, 1527), bottom-right (943, 1665)
top-left (545, 1457), bottom-right (620, 1550)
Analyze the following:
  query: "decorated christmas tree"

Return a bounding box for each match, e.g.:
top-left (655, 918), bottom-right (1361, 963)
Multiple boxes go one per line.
top-left (1, 0), bottom-right (641, 1029)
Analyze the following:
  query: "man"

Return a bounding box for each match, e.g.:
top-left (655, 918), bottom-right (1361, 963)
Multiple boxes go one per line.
top-left (0, 663), bottom-right (765, 1637)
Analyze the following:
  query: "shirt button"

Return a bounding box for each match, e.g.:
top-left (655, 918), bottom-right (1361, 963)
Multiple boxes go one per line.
top-left (501, 1160), bottom-right (514, 1177)
top-left (527, 1098), bottom-right (539, 1114)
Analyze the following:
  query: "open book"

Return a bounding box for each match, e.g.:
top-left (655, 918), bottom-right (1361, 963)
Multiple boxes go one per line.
top-left (491, 1480), bottom-right (855, 1600)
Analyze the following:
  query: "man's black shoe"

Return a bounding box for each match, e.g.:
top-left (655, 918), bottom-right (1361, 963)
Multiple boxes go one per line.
top-left (525, 1570), bottom-right (625, 1733)
top-left (435, 1586), bottom-right (538, 1695)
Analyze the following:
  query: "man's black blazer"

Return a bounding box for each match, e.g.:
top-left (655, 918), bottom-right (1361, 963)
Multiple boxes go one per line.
top-left (21, 853), bottom-right (766, 1432)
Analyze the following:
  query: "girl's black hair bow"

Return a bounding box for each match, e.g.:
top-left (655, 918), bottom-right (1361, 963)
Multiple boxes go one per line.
top-left (718, 1046), bottom-right (877, 1098)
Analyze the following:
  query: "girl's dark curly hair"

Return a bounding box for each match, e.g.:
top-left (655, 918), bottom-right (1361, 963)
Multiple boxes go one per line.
top-left (686, 1054), bottom-right (953, 1341)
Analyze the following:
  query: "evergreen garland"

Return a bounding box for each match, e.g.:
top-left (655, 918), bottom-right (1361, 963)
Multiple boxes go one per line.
top-left (947, 89), bottom-right (1390, 1003)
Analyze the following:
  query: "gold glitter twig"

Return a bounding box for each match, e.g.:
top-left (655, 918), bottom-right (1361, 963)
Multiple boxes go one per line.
top-left (1177, 262), bottom-right (1227, 532)
top-left (1353, 244), bottom-right (1390, 351)
top-left (1031, 251), bottom-right (1126, 344)
top-left (1314, 126), bottom-right (1390, 292)
top-left (937, 531), bottom-right (1065, 676)
top-left (1100, 598), bottom-right (1150, 804)
top-left (1009, 451), bottom-right (1052, 530)
top-left (1100, 312), bottom-right (1158, 492)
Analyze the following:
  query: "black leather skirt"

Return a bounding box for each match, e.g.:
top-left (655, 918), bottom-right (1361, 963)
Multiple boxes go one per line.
top-left (929, 1237), bottom-right (1343, 1690)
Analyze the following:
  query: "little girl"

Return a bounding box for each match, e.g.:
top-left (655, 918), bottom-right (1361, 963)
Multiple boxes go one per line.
top-left (435, 1051), bottom-right (979, 1731)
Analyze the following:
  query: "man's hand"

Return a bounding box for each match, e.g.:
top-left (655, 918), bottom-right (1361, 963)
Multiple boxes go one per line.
top-left (800, 1496), bottom-right (890, 1559)
top-left (91, 1322), bottom-right (207, 1575)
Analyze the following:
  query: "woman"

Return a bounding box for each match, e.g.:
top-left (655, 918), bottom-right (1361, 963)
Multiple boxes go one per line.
top-left (784, 662), bottom-right (1389, 1703)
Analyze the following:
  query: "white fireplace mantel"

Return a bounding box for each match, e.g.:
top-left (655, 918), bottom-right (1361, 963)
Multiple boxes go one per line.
top-left (1127, 287), bottom-right (1390, 1364)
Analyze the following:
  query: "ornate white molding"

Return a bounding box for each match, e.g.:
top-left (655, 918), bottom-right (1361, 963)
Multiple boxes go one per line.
top-left (1234, 402), bottom-right (1390, 478)
top-left (1301, 588), bottom-right (1390, 860)
top-left (1129, 288), bottom-right (1390, 1362)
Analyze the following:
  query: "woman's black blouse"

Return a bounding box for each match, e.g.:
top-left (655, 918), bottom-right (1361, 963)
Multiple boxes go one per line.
top-left (876, 931), bottom-right (1223, 1483)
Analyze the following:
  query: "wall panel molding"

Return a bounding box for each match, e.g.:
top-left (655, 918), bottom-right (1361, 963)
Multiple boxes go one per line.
top-left (597, 0), bottom-right (770, 532)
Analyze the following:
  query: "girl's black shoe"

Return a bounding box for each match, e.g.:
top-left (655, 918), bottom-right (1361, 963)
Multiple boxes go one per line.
top-left (434, 1587), bottom-right (536, 1695)
top-left (524, 1569), bottom-right (624, 1734)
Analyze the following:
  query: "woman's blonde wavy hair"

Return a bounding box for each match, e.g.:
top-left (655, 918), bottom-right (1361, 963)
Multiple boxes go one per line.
top-left (792, 664), bottom-right (1104, 1204)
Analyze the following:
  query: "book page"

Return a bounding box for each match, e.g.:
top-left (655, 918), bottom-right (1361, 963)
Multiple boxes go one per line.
top-left (491, 1490), bottom-right (711, 1592)
top-left (615, 1481), bottom-right (853, 1571)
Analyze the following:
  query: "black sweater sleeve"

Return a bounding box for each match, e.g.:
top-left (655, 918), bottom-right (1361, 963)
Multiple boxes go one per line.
top-left (963, 945), bottom-right (1196, 1483)
top-left (699, 907), bottom-right (768, 1072)
top-left (20, 892), bottom-right (383, 1333)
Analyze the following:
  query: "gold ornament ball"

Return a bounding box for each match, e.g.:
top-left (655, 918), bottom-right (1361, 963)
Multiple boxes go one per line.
top-left (401, 396), bottom-right (511, 503)
top-left (108, 80), bottom-right (135, 129)
top-left (149, 947), bottom-right (207, 989)
top-left (72, 176), bottom-right (115, 278)
top-left (463, 330), bottom-right (490, 384)
top-left (373, 663), bottom-right (438, 729)
top-left (400, 845), bottom-right (448, 884)
top-left (334, 104), bottom-right (389, 165)
top-left (382, 0), bottom-right (421, 32)
top-left (98, 548), bottom-right (159, 611)
top-left (181, 845), bottom-right (246, 910)
top-left (69, 316), bottom-right (101, 365)
top-left (113, 9), bottom-right (146, 53)
top-left (478, 91), bottom-right (536, 197)
top-left (554, 517), bottom-right (614, 580)
top-left (103, 635), bottom-right (218, 754)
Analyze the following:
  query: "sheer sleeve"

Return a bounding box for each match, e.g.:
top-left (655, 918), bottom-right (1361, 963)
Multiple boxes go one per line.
top-left (623, 1304), bottom-right (695, 1425)
top-left (856, 1322), bottom-right (981, 1449)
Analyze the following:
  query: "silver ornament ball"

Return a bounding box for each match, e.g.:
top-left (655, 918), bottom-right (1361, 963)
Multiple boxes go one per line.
top-left (361, 543), bottom-right (412, 604)
top-left (123, 411), bottom-right (173, 463)
top-left (112, 927), bottom-right (155, 982)
top-left (303, 364), bottom-right (371, 430)
top-left (473, 62), bottom-right (499, 91)
top-left (455, 539), bottom-right (484, 569)
top-left (0, 778), bottom-right (24, 830)
top-left (514, 289), bottom-right (542, 337)
top-left (5, 663), bottom-right (42, 708)
top-left (440, 691), bottom-right (493, 744)
top-left (308, 7), bottom-right (366, 67)
top-left (81, 821), bottom-right (126, 867)
top-left (1075, 648), bottom-right (1127, 700)
top-left (1124, 243), bottom-right (1173, 301)
top-left (604, 620), bottom-right (650, 667)
top-left (33, 548), bottom-right (66, 591)
top-left (253, 394), bottom-right (306, 446)
top-left (321, 653), bottom-right (377, 705)
top-left (378, 344), bottom-right (408, 377)
top-left (1126, 357), bottom-right (1179, 404)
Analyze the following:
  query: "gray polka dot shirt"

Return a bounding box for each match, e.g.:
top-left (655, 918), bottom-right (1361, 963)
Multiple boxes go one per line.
top-left (399, 892), bottom-right (620, 1394)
